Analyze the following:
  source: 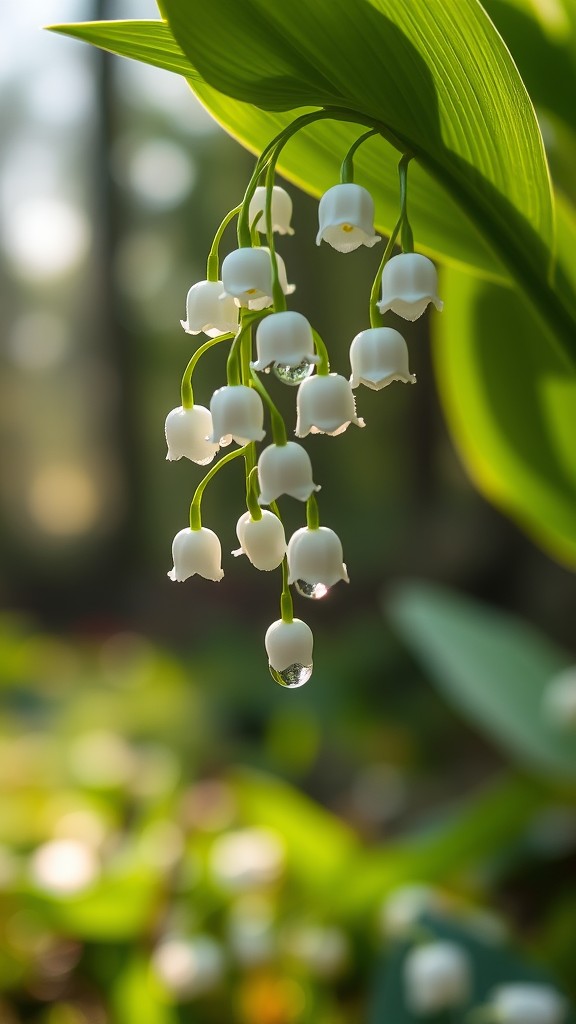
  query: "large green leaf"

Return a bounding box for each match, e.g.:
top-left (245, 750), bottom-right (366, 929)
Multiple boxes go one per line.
top-left (388, 582), bottom-right (576, 782)
top-left (432, 194), bottom-right (576, 565)
top-left (49, 10), bottom-right (576, 367)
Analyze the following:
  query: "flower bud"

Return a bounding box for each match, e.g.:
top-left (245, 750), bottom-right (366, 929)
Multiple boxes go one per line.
top-left (208, 385), bottom-right (265, 445)
top-left (181, 280), bottom-right (238, 337)
top-left (403, 941), bottom-right (471, 1016)
top-left (349, 327), bottom-right (416, 389)
top-left (490, 984), bottom-right (567, 1024)
top-left (257, 442), bottom-right (320, 504)
top-left (168, 527), bottom-right (224, 582)
top-left (378, 253), bottom-right (443, 321)
top-left (316, 183), bottom-right (380, 252)
top-left (165, 405), bottom-right (220, 465)
top-left (287, 526), bottom-right (349, 588)
top-left (233, 510), bottom-right (286, 570)
top-left (249, 185), bottom-right (294, 235)
top-left (265, 618), bottom-right (313, 688)
top-left (295, 373), bottom-right (365, 437)
top-left (252, 311), bottom-right (319, 373)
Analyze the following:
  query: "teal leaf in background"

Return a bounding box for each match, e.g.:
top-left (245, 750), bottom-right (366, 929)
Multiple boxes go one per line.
top-left (388, 583), bottom-right (576, 782)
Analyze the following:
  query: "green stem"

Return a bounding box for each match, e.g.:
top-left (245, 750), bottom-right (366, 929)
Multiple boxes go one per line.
top-left (306, 493), bottom-right (320, 530)
top-left (265, 157), bottom-right (287, 312)
top-left (340, 129), bottom-right (378, 184)
top-left (227, 312), bottom-right (266, 386)
top-left (311, 329), bottom-right (330, 375)
top-left (249, 366), bottom-right (287, 445)
top-left (279, 555), bottom-right (294, 623)
top-left (181, 333), bottom-right (234, 409)
top-left (398, 154), bottom-right (414, 253)
top-left (369, 213), bottom-right (402, 328)
top-left (246, 465), bottom-right (262, 520)
top-left (189, 445), bottom-right (248, 530)
top-left (206, 204), bottom-right (242, 281)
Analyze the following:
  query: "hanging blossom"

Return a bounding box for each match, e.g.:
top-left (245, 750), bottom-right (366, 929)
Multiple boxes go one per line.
top-left (163, 117), bottom-right (442, 685)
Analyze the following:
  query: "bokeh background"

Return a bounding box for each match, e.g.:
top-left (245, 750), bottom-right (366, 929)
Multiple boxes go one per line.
top-left (0, 2), bottom-right (575, 1022)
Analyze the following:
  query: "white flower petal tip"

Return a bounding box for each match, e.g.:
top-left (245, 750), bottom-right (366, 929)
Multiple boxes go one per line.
top-left (208, 385), bottom-right (265, 445)
top-left (542, 666), bottom-right (576, 731)
top-left (265, 618), bottom-right (313, 688)
top-left (251, 311), bottom-right (320, 372)
top-left (257, 442), bottom-right (320, 505)
top-left (249, 186), bottom-right (294, 235)
top-left (349, 327), bottom-right (416, 389)
top-left (287, 526), bottom-right (349, 589)
top-left (234, 510), bottom-right (286, 571)
top-left (295, 373), bottom-right (365, 437)
top-left (167, 527), bottom-right (224, 583)
top-left (403, 941), bottom-right (471, 1016)
top-left (316, 183), bottom-right (381, 253)
top-left (181, 280), bottom-right (238, 337)
top-left (165, 406), bottom-right (220, 465)
top-left (378, 253), bottom-right (442, 321)
top-left (489, 984), bottom-right (567, 1024)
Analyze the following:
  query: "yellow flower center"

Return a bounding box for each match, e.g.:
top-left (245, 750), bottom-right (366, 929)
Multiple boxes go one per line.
top-left (246, 288), bottom-right (257, 294)
top-left (341, 224), bottom-right (354, 233)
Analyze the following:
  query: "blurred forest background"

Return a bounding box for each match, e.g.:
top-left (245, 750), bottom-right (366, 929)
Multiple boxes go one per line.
top-left (0, 2), bottom-right (575, 1022)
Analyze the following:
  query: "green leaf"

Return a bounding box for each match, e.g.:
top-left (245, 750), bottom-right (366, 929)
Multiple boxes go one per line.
top-left (432, 194), bottom-right (576, 566)
top-left (27, 870), bottom-right (160, 940)
top-left (113, 957), bottom-right (178, 1024)
top-left (48, 19), bottom-right (200, 80)
top-left (388, 582), bottom-right (576, 782)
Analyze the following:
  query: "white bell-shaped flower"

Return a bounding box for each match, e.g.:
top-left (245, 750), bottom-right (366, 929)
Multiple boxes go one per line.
top-left (349, 327), bottom-right (416, 389)
top-left (252, 311), bottom-right (320, 373)
top-left (378, 253), bottom-right (443, 321)
top-left (167, 527), bottom-right (224, 582)
top-left (265, 618), bottom-right (313, 687)
top-left (257, 442), bottom-right (320, 504)
top-left (490, 984), bottom-right (567, 1024)
top-left (316, 183), bottom-right (380, 253)
top-left (208, 385), bottom-right (265, 445)
top-left (249, 186), bottom-right (294, 235)
top-left (248, 248), bottom-right (295, 312)
top-left (295, 373), bottom-right (365, 437)
top-left (403, 941), bottom-right (471, 1016)
top-left (287, 526), bottom-right (349, 589)
top-left (233, 510), bottom-right (286, 571)
top-left (180, 280), bottom-right (238, 337)
top-left (165, 406), bottom-right (220, 465)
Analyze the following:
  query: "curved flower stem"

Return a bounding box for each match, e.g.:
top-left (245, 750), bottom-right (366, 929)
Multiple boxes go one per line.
top-left (340, 129), bottom-right (379, 184)
top-left (189, 444), bottom-right (249, 531)
top-left (227, 311), bottom-right (267, 386)
top-left (311, 328), bottom-right (330, 376)
top-left (206, 204), bottom-right (242, 281)
top-left (369, 213), bottom-right (402, 328)
top-left (245, 465), bottom-right (262, 520)
top-left (398, 154), bottom-right (414, 253)
top-left (306, 493), bottom-right (320, 530)
top-left (265, 157), bottom-right (287, 313)
top-left (249, 366), bottom-right (287, 446)
top-left (279, 554), bottom-right (294, 624)
top-left (181, 333), bottom-right (234, 409)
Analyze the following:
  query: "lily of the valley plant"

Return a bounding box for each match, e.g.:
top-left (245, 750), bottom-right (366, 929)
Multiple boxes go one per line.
top-left (164, 133), bottom-right (440, 686)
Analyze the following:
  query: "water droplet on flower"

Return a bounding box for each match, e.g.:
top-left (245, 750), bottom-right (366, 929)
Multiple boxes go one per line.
top-left (269, 663), bottom-right (313, 688)
top-left (294, 580), bottom-right (329, 600)
top-left (273, 361), bottom-right (314, 386)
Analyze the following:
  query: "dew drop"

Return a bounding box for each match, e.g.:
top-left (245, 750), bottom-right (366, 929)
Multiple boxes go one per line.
top-left (294, 580), bottom-right (329, 600)
top-left (273, 360), bottom-right (314, 386)
top-left (269, 663), bottom-right (313, 688)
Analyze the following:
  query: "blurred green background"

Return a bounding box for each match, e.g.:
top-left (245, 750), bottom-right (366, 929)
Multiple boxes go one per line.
top-left (0, 2), bottom-right (575, 1022)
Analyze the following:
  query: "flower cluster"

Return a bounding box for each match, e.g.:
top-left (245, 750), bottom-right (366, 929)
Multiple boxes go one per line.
top-left (164, 120), bottom-right (442, 686)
